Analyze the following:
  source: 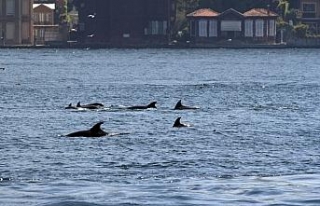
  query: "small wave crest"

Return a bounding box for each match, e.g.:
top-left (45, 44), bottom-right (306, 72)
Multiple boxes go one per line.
top-left (43, 201), bottom-right (140, 206)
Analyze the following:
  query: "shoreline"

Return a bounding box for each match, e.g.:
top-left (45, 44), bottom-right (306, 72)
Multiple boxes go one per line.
top-left (1, 42), bottom-right (320, 49)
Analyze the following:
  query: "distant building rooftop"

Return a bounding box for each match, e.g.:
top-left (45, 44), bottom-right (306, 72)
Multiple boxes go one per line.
top-left (33, 3), bottom-right (55, 10)
top-left (188, 8), bottom-right (278, 18)
top-left (187, 8), bottom-right (219, 17)
top-left (243, 8), bottom-right (278, 17)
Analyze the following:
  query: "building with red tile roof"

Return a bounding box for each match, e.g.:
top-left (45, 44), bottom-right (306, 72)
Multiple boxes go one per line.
top-left (186, 7), bottom-right (279, 45)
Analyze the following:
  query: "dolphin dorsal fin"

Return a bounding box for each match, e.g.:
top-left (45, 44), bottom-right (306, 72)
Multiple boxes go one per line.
top-left (77, 102), bottom-right (81, 107)
top-left (90, 121), bottom-right (104, 132)
top-left (173, 117), bottom-right (182, 127)
top-left (174, 100), bottom-right (182, 109)
top-left (147, 101), bottom-right (157, 108)
top-left (68, 103), bottom-right (72, 107)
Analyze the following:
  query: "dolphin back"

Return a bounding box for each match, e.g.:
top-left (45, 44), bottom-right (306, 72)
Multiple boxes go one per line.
top-left (127, 101), bottom-right (157, 110)
top-left (66, 130), bottom-right (88, 137)
top-left (66, 121), bottom-right (107, 137)
top-left (174, 100), bottom-right (198, 110)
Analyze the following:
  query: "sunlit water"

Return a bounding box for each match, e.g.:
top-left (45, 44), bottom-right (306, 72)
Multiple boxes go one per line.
top-left (0, 48), bottom-right (320, 205)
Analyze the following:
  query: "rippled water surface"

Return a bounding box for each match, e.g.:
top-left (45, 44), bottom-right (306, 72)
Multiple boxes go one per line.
top-left (1, 48), bottom-right (320, 205)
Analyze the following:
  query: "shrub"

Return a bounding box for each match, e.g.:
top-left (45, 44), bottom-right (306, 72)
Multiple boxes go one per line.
top-left (293, 24), bottom-right (309, 38)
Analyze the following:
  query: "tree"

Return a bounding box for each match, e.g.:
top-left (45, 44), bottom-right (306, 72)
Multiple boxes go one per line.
top-left (277, 0), bottom-right (289, 19)
top-left (57, 0), bottom-right (75, 25)
top-left (173, 0), bottom-right (199, 41)
top-left (294, 24), bottom-right (309, 38)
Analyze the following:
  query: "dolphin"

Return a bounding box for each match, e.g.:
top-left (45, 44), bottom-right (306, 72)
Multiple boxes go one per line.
top-left (66, 121), bottom-right (107, 137)
top-left (127, 101), bottom-right (157, 110)
top-left (173, 117), bottom-right (189, 128)
top-left (174, 100), bottom-right (199, 110)
top-left (77, 102), bottom-right (104, 109)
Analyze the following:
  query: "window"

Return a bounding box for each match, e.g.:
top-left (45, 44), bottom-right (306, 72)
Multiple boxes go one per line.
top-left (303, 3), bottom-right (316, 12)
top-left (40, 29), bottom-right (45, 40)
top-left (0, 23), bottom-right (3, 38)
top-left (33, 13), bottom-right (38, 24)
top-left (47, 13), bottom-right (52, 24)
top-left (255, 19), bottom-right (264, 37)
top-left (151, 21), bottom-right (158, 35)
top-left (6, 22), bottom-right (15, 40)
top-left (302, 3), bottom-right (316, 18)
top-left (146, 21), bottom-right (168, 35)
top-left (269, 20), bottom-right (275, 37)
top-left (6, 0), bottom-right (15, 15)
top-left (209, 20), bottom-right (217, 37)
top-left (22, 0), bottom-right (30, 16)
top-left (39, 13), bottom-right (45, 23)
top-left (198, 19), bottom-right (207, 37)
top-left (22, 22), bottom-right (29, 41)
top-left (163, 21), bottom-right (168, 35)
top-left (0, 0), bottom-right (3, 15)
top-left (245, 20), bottom-right (253, 37)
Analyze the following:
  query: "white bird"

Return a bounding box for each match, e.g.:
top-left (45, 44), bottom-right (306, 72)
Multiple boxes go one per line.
top-left (87, 13), bottom-right (96, 18)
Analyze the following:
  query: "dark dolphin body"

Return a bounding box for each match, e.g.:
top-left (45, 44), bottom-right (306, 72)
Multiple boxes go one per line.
top-left (173, 117), bottom-right (188, 128)
top-left (77, 102), bottom-right (104, 109)
top-left (65, 103), bottom-right (78, 109)
top-left (127, 101), bottom-right (157, 110)
top-left (174, 100), bottom-right (199, 110)
top-left (66, 121), bottom-right (107, 137)
top-left (87, 102), bottom-right (104, 107)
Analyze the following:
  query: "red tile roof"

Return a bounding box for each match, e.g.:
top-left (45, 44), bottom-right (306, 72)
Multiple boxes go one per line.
top-left (243, 8), bottom-right (278, 17)
top-left (187, 8), bottom-right (220, 17)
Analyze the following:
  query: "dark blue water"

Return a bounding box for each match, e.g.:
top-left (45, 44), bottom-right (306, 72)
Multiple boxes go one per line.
top-left (1, 48), bottom-right (320, 205)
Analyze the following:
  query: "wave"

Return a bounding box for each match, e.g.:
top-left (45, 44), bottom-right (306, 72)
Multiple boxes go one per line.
top-left (43, 201), bottom-right (140, 206)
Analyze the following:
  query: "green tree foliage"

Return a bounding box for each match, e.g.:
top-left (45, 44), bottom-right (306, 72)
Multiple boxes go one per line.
top-left (58, 0), bottom-right (75, 24)
top-left (277, 0), bottom-right (289, 17)
top-left (176, 0), bottom-right (199, 13)
top-left (293, 24), bottom-right (309, 38)
top-left (173, 0), bottom-right (200, 41)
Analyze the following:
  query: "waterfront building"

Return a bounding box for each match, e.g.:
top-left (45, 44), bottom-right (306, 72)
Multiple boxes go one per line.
top-left (74, 0), bottom-right (176, 46)
top-left (187, 8), bottom-right (278, 45)
top-left (33, 3), bottom-right (60, 44)
top-left (297, 0), bottom-right (320, 34)
top-left (0, 0), bottom-right (34, 46)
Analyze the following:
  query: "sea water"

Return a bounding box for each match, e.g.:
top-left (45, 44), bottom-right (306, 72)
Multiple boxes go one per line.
top-left (0, 48), bottom-right (320, 205)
